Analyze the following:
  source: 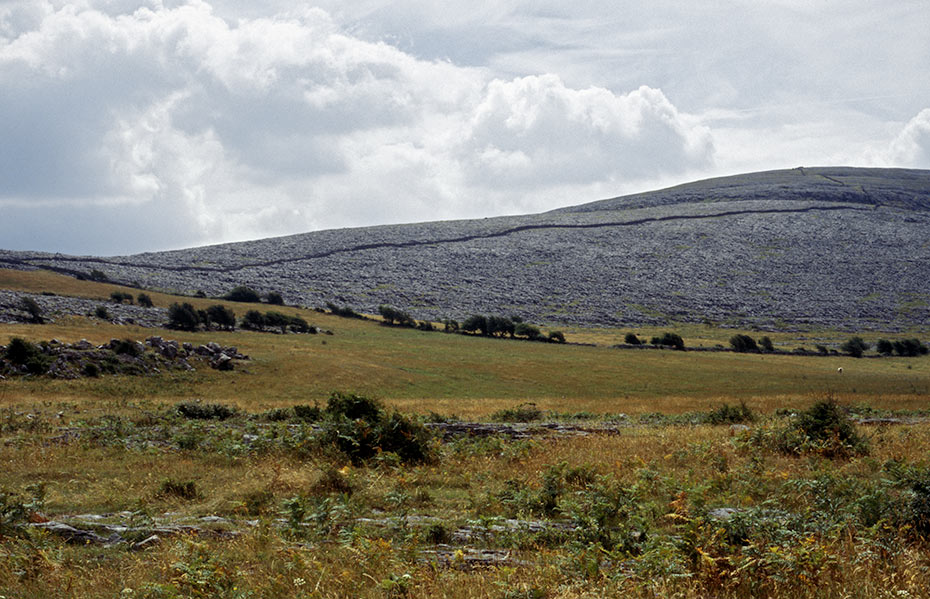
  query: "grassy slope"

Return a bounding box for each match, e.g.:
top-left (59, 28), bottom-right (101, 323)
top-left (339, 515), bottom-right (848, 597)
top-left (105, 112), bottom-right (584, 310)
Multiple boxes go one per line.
top-left (2, 270), bottom-right (928, 417)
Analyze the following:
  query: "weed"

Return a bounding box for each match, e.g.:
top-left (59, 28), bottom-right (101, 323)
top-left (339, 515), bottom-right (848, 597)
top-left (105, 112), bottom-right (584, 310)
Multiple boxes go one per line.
top-left (490, 402), bottom-right (544, 422)
top-left (176, 401), bottom-right (236, 420)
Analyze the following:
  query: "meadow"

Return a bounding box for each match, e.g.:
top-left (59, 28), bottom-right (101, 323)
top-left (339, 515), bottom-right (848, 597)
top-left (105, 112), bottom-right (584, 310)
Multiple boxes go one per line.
top-left (2, 270), bottom-right (930, 598)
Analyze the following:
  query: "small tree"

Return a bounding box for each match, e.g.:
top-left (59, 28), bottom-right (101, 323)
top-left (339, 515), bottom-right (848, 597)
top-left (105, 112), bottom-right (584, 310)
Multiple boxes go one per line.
top-left (652, 332), bottom-right (685, 350)
top-left (462, 315), bottom-right (488, 336)
top-left (265, 291), bottom-right (284, 305)
top-left (19, 297), bottom-right (43, 324)
top-left (624, 332), bottom-right (642, 345)
top-left (241, 310), bottom-right (266, 331)
top-left (95, 306), bottom-right (110, 320)
top-left (759, 336), bottom-right (774, 352)
top-left (730, 334), bottom-right (759, 353)
top-left (264, 311), bottom-right (290, 334)
top-left (840, 336), bottom-right (869, 358)
top-left (168, 302), bottom-right (201, 331)
top-left (876, 339), bottom-right (893, 355)
top-left (514, 322), bottom-right (542, 341)
top-left (548, 331), bottom-right (566, 343)
top-left (110, 291), bottom-right (133, 304)
top-left (137, 293), bottom-right (154, 308)
top-left (223, 286), bottom-right (262, 303)
top-left (487, 315), bottom-right (515, 338)
top-left (206, 305), bottom-right (236, 331)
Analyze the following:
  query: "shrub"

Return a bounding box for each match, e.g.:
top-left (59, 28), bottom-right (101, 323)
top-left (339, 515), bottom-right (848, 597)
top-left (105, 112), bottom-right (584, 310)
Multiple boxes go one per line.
top-left (176, 402), bottom-right (236, 420)
top-left (19, 297), bottom-right (44, 323)
top-left (729, 334), bottom-right (759, 352)
top-left (113, 339), bottom-right (142, 357)
top-left (442, 319), bottom-right (459, 333)
top-left (746, 399), bottom-right (868, 458)
top-left (706, 401), bottom-right (755, 425)
top-left (265, 291), bottom-right (284, 305)
top-left (514, 322), bottom-right (542, 341)
top-left (651, 332), bottom-right (685, 350)
top-left (241, 310), bottom-right (266, 331)
top-left (326, 302), bottom-right (363, 319)
top-left (875, 339), bottom-right (892, 355)
top-left (95, 306), bottom-right (111, 320)
top-left (205, 304), bottom-right (236, 330)
top-left (82, 363), bottom-right (100, 378)
top-left (157, 479), bottom-right (200, 500)
top-left (841, 336), bottom-right (869, 358)
top-left (136, 293), bottom-right (154, 308)
top-left (815, 344), bottom-right (829, 355)
top-left (487, 315), bottom-right (515, 338)
top-left (3, 338), bottom-right (51, 374)
top-left (89, 269), bottom-right (109, 282)
top-left (319, 392), bottom-right (435, 465)
top-left (893, 338), bottom-right (928, 357)
top-left (223, 286), bottom-right (262, 303)
top-left (548, 330), bottom-right (566, 343)
top-left (293, 404), bottom-right (322, 421)
top-left (167, 302), bottom-right (201, 331)
top-left (462, 314), bottom-right (488, 335)
top-left (110, 291), bottom-right (133, 304)
top-left (624, 332), bottom-right (642, 345)
top-left (264, 311), bottom-right (291, 334)
top-left (759, 336), bottom-right (774, 352)
top-left (287, 315), bottom-right (311, 333)
top-left (379, 305), bottom-right (414, 326)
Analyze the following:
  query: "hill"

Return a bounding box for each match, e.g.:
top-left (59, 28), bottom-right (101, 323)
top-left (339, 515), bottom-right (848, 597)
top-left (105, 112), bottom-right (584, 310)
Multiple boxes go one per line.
top-left (2, 166), bottom-right (929, 331)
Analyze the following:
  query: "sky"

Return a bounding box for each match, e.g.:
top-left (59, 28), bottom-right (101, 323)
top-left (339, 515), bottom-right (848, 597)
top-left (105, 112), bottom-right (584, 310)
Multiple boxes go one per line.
top-left (1, 0), bottom-right (928, 256)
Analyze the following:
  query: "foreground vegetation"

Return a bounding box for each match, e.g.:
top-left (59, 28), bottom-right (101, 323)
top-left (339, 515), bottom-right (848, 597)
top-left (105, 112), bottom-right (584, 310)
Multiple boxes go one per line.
top-left (2, 269), bottom-right (930, 597)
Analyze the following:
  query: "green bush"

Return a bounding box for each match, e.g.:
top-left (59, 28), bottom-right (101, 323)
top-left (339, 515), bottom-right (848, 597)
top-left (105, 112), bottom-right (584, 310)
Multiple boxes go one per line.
top-left (893, 338), bottom-right (928, 357)
top-left (110, 291), bottom-right (133, 304)
top-left (706, 401), bottom-right (755, 425)
top-left (624, 332), bottom-right (642, 345)
top-left (744, 399), bottom-right (868, 458)
top-left (379, 305), bottom-right (415, 327)
top-left (3, 338), bottom-right (51, 374)
top-left (176, 402), bottom-right (236, 420)
top-left (729, 334), bottom-right (758, 352)
top-left (241, 309), bottom-right (266, 331)
top-left (319, 392), bottom-right (435, 465)
top-left (548, 330), bottom-right (566, 343)
top-left (137, 293), bottom-right (154, 308)
top-left (265, 291), bottom-right (284, 305)
top-left (841, 336), bottom-right (870, 358)
top-left (94, 306), bottom-right (110, 320)
top-left (651, 332), bottom-right (685, 350)
top-left (206, 304), bottom-right (236, 330)
top-left (19, 297), bottom-right (44, 324)
top-left (167, 302), bottom-right (201, 331)
top-left (223, 286), bottom-right (262, 303)
top-left (326, 302), bottom-right (363, 319)
top-left (293, 404), bottom-right (322, 421)
top-left (514, 322), bottom-right (542, 340)
top-left (759, 336), bottom-right (774, 352)
top-left (113, 339), bottom-right (142, 357)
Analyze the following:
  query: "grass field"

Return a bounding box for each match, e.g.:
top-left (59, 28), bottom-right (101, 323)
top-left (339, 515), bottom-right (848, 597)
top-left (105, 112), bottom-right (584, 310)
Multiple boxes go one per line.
top-left (2, 270), bottom-right (930, 598)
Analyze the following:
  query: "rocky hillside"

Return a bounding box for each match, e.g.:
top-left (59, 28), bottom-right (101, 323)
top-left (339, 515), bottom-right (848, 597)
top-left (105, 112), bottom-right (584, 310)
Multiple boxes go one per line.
top-left (2, 167), bottom-right (929, 331)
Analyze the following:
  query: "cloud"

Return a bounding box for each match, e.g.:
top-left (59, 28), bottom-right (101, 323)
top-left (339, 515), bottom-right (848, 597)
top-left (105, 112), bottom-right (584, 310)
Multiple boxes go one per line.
top-left (885, 109), bottom-right (930, 168)
top-left (0, 1), bottom-right (723, 254)
top-left (459, 74), bottom-right (713, 187)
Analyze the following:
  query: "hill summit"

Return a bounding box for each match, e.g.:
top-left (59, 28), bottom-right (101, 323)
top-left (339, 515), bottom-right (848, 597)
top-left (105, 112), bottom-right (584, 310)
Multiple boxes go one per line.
top-left (2, 166), bottom-right (929, 331)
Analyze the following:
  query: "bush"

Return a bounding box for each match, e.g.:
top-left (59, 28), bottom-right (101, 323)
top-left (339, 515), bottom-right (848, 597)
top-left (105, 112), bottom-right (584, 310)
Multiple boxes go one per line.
top-left (265, 291), bottom-right (284, 305)
top-left (462, 314), bottom-right (488, 335)
top-left (293, 404), bottom-right (322, 421)
top-left (95, 306), bottom-right (111, 320)
top-left (137, 293), bottom-right (154, 308)
top-left (319, 392), bottom-right (435, 465)
top-left (3, 338), bottom-right (51, 374)
top-left (167, 302), bottom-right (201, 331)
top-left (89, 269), bottom-right (109, 282)
top-left (326, 302), bottom-right (362, 319)
top-left (759, 336), bottom-right (774, 352)
top-left (206, 304), bottom-right (236, 330)
top-left (223, 286), bottom-right (262, 303)
top-left (706, 401), bottom-right (755, 425)
top-left (651, 332), bottom-right (685, 350)
top-left (19, 297), bottom-right (44, 323)
top-left (113, 339), bottom-right (142, 357)
top-left (729, 334), bottom-right (759, 352)
top-left (487, 315), bottom-right (515, 338)
top-left (176, 402), bottom-right (236, 420)
top-left (624, 332), bottom-right (642, 345)
top-left (746, 399), bottom-right (868, 458)
top-left (240, 310), bottom-right (266, 331)
top-left (110, 291), bottom-right (133, 304)
top-left (379, 305), bottom-right (415, 327)
top-left (264, 311), bottom-right (291, 334)
top-left (548, 330), bottom-right (566, 343)
top-left (876, 339), bottom-right (893, 355)
top-left (514, 322), bottom-right (542, 341)
top-left (893, 338), bottom-right (928, 357)
top-left (157, 479), bottom-right (200, 500)
top-left (841, 336), bottom-right (870, 358)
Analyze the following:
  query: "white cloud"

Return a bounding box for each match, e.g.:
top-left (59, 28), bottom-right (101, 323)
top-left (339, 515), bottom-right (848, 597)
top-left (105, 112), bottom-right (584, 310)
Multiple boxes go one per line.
top-left (0, 0), bottom-right (926, 255)
top-left (885, 109), bottom-right (930, 168)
